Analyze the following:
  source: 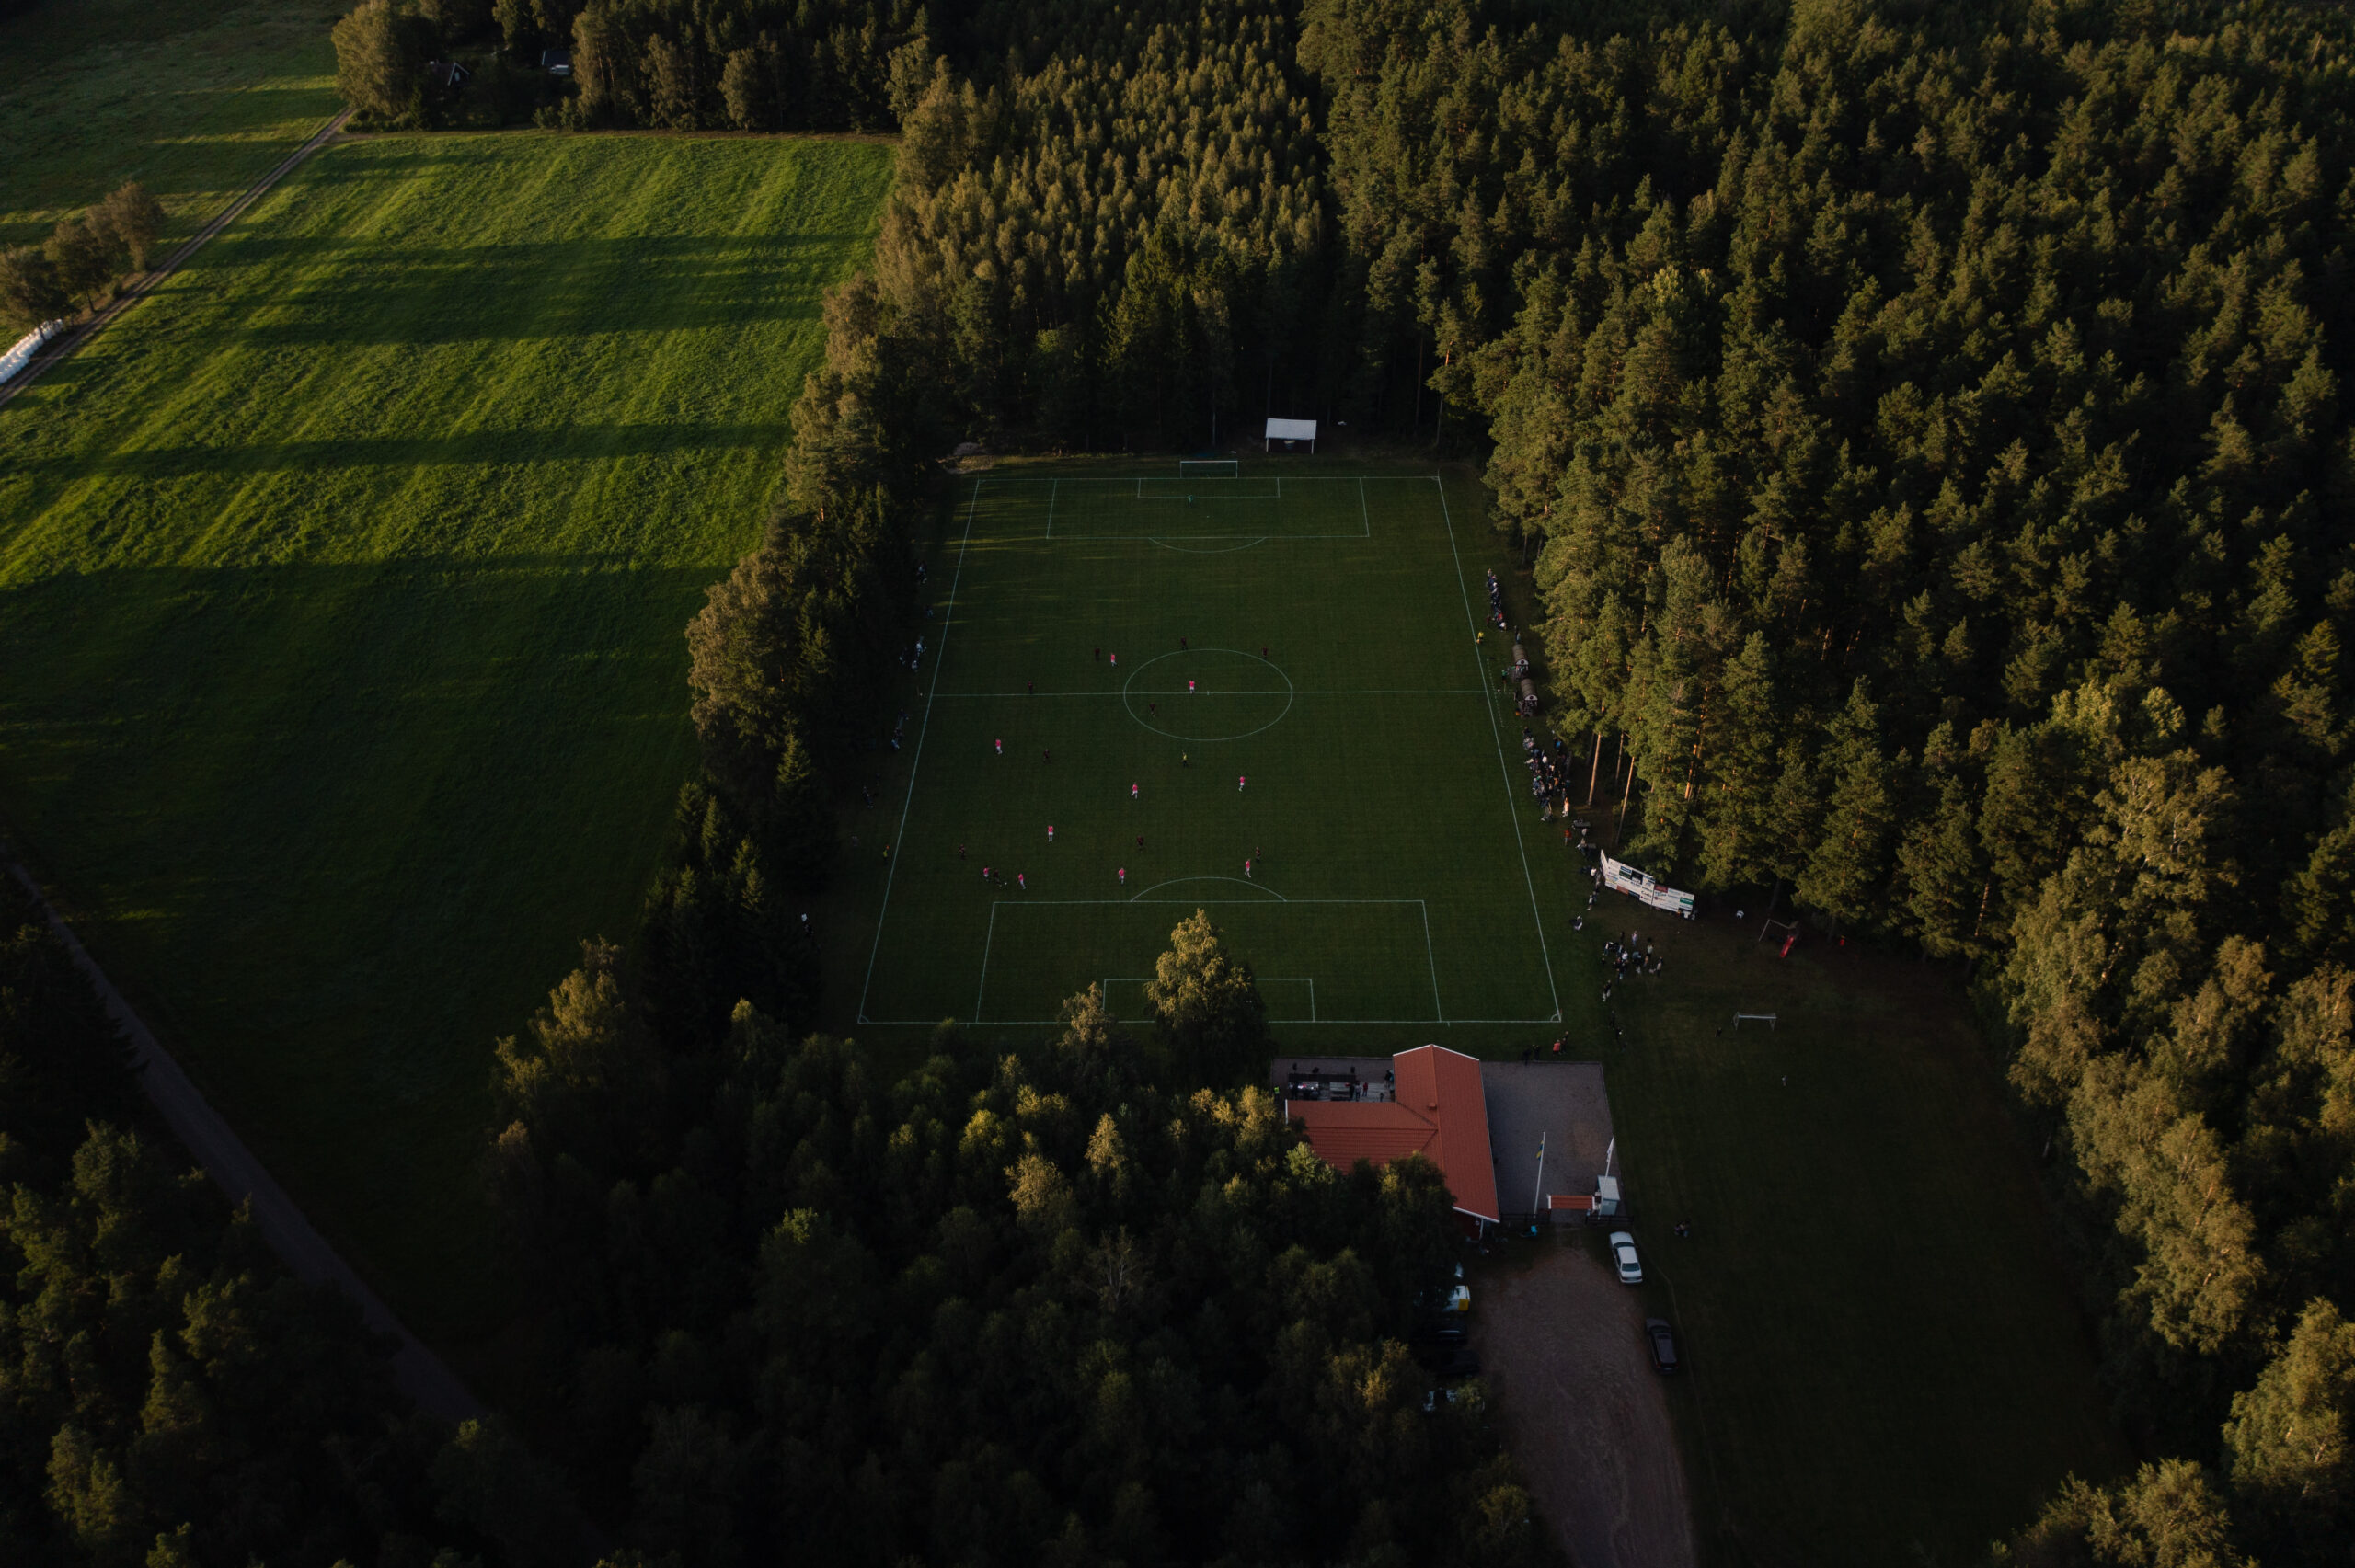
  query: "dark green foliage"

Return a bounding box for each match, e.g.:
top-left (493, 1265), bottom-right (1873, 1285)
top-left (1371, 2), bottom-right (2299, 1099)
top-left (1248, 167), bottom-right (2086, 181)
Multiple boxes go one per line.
top-left (534, 0), bottom-right (926, 132)
top-left (1993, 1459), bottom-right (2247, 1567)
top-left (0, 245), bottom-right (67, 330)
top-left (491, 923), bottom-right (1536, 1564)
top-left (332, 0), bottom-right (438, 119)
top-left (0, 876), bottom-right (480, 1567)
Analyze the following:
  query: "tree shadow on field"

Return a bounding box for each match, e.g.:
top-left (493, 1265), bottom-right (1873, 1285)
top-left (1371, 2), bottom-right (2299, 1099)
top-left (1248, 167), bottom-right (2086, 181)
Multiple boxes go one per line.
top-left (10, 420), bottom-right (787, 482)
top-left (186, 231), bottom-right (853, 344)
top-left (0, 552), bottom-right (732, 1338)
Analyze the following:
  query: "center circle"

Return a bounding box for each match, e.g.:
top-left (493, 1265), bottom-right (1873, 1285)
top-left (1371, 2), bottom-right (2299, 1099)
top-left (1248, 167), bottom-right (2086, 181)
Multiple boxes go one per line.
top-left (1121, 648), bottom-right (1295, 741)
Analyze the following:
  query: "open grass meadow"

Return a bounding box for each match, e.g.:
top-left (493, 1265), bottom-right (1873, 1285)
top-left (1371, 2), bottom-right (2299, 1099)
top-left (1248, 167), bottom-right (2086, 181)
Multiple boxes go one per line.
top-left (0, 131), bottom-right (895, 1344)
top-left (0, 0), bottom-right (340, 249)
top-left (1570, 904), bottom-right (2133, 1563)
top-left (823, 459), bottom-right (2128, 1562)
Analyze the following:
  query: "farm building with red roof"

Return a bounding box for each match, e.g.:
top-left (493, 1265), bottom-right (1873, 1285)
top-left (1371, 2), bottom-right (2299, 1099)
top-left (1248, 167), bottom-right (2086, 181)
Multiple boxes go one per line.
top-left (1282, 1044), bottom-right (1499, 1228)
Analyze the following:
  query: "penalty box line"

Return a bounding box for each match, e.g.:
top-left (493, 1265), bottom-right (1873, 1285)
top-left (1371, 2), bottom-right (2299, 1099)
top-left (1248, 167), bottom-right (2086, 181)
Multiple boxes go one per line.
top-left (855, 478), bottom-right (984, 1026)
top-left (985, 474), bottom-right (1430, 542)
top-left (953, 897), bottom-right (1442, 1029)
top-left (1101, 975), bottom-right (1315, 1024)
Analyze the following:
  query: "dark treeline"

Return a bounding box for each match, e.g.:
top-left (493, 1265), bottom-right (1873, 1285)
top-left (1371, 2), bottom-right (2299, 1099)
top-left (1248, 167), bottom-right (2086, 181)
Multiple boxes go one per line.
top-left (1300, 0), bottom-right (2355, 1557)
top-left (330, 0), bottom-right (931, 131)
top-left (0, 874), bottom-right (579, 1568)
top-left (488, 930), bottom-right (1538, 1565)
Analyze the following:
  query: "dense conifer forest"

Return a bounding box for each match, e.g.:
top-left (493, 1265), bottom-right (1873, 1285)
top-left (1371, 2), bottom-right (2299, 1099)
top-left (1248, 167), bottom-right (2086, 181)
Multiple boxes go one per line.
top-left (594, 0), bottom-right (2355, 1557)
top-left (67, 0), bottom-right (2351, 1557)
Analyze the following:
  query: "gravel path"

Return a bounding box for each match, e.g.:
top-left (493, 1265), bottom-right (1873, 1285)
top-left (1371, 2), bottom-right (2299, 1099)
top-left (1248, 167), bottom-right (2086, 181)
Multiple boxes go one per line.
top-left (6, 861), bottom-right (483, 1423)
top-left (1476, 1242), bottom-right (1696, 1568)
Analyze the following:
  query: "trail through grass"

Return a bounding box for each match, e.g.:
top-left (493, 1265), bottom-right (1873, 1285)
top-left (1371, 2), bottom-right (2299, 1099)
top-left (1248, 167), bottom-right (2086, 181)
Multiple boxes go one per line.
top-left (0, 132), bottom-right (895, 1345)
top-left (0, 0), bottom-right (339, 249)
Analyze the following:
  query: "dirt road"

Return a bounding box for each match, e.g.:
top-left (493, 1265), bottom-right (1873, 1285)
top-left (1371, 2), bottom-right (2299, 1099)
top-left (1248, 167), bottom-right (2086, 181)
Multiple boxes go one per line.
top-left (1476, 1242), bottom-right (1696, 1568)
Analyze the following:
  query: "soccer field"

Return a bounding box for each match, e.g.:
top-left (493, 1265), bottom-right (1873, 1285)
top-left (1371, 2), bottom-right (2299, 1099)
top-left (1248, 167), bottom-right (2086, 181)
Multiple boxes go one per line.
top-left (856, 471), bottom-right (1568, 1029)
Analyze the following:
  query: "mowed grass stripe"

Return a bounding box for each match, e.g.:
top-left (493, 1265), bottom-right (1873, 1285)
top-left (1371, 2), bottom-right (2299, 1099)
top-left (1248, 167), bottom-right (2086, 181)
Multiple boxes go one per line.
top-left (0, 134), bottom-right (894, 1348)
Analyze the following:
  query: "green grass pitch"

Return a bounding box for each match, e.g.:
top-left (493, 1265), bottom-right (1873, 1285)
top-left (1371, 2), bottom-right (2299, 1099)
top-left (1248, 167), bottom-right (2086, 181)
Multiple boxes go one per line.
top-left (0, 132), bottom-right (895, 1341)
top-left (856, 474), bottom-right (1568, 1028)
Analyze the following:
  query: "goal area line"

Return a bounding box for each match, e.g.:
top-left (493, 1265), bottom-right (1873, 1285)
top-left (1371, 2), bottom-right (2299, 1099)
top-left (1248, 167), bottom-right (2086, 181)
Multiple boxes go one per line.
top-left (1029, 474), bottom-right (1385, 542)
top-left (893, 895), bottom-right (1467, 1030)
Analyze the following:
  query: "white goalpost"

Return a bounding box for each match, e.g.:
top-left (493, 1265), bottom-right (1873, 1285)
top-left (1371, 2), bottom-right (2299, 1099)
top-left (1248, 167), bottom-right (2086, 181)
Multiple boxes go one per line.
top-left (1178, 459), bottom-right (1239, 478)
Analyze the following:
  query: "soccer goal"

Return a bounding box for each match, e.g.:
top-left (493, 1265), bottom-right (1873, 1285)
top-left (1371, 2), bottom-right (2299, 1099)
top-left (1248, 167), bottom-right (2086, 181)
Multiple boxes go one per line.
top-left (1178, 459), bottom-right (1239, 479)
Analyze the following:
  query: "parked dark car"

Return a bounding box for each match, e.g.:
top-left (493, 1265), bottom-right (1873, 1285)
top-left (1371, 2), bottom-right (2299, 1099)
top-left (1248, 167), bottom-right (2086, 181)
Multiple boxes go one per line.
top-left (1646, 1317), bottom-right (1679, 1374)
top-left (1410, 1316), bottom-right (1469, 1347)
top-left (1422, 1346), bottom-right (1480, 1380)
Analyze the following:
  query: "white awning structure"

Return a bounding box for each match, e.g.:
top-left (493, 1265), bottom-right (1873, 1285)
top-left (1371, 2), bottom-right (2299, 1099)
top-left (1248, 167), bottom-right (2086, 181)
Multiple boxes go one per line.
top-left (1599, 852), bottom-right (1696, 919)
top-left (1264, 417), bottom-right (1317, 445)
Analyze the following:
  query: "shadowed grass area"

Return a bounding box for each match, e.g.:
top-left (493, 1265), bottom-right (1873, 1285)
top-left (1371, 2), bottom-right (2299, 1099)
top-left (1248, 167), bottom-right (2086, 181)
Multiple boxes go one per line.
top-left (1576, 900), bottom-right (2133, 1563)
top-left (0, 0), bottom-right (339, 249)
top-left (0, 132), bottom-right (895, 1358)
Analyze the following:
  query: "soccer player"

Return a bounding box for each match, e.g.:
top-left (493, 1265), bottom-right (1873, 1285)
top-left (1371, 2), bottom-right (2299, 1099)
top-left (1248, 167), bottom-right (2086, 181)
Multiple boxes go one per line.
top-left (1237, 774), bottom-right (1246, 792)
top-left (994, 738), bottom-right (1003, 755)
top-left (982, 865), bottom-right (992, 883)
top-left (1245, 858), bottom-right (1253, 878)
top-left (1017, 871), bottom-right (1027, 890)
top-left (1118, 866), bottom-right (1127, 886)
top-left (1188, 679), bottom-right (1196, 692)
top-left (1109, 653), bottom-right (1118, 667)
top-left (1047, 825), bottom-right (1055, 842)
top-left (1131, 783), bottom-right (1139, 800)
top-left (1136, 834), bottom-right (1144, 848)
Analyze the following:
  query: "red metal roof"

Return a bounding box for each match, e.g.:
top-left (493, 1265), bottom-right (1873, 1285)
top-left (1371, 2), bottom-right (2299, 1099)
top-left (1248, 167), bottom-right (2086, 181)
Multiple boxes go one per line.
top-left (1285, 1045), bottom-right (1499, 1223)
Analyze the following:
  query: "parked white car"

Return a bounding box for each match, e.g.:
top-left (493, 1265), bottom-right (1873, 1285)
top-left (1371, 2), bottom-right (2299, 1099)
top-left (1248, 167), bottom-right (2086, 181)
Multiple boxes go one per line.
top-left (1609, 1230), bottom-right (1643, 1285)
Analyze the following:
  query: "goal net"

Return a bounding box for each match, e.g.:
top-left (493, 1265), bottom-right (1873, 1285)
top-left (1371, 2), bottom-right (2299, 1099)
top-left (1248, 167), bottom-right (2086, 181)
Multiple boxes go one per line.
top-left (1178, 459), bottom-right (1239, 478)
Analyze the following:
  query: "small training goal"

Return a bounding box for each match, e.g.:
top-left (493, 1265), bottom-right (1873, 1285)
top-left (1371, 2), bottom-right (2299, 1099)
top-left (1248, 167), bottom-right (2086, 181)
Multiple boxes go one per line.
top-left (1178, 459), bottom-right (1239, 479)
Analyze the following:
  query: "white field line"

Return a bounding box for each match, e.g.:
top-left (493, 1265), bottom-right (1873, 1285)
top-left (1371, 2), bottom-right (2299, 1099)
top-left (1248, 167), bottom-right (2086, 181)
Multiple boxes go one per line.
top-left (1434, 475), bottom-right (1563, 1022)
top-left (930, 688), bottom-right (1486, 698)
top-left (856, 478), bottom-right (985, 1024)
top-left (1419, 900), bottom-right (1444, 1023)
top-left (973, 902), bottom-right (999, 1023)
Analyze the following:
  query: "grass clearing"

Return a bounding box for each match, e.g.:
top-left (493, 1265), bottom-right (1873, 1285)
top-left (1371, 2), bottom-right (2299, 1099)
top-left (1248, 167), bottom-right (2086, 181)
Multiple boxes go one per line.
top-left (0, 0), bottom-right (339, 249)
top-left (0, 132), bottom-right (895, 1348)
top-left (831, 461), bottom-right (2127, 1562)
top-left (1581, 904), bottom-right (2132, 1563)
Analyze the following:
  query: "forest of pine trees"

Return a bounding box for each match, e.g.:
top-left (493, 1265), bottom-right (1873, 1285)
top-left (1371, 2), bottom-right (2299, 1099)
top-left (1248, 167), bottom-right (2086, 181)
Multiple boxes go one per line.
top-left (316, 0), bottom-right (2355, 1556)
